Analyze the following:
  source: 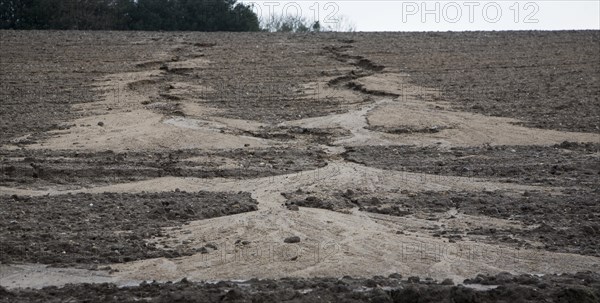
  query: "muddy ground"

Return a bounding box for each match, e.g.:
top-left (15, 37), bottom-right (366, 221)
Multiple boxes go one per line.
top-left (1, 30), bottom-right (599, 300)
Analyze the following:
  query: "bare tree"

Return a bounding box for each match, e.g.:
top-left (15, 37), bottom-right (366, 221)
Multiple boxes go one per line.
top-left (322, 15), bottom-right (356, 32)
top-left (261, 13), bottom-right (355, 33)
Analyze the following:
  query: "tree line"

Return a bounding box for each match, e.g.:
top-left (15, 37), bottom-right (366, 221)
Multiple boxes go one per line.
top-left (0, 0), bottom-right (260, 31)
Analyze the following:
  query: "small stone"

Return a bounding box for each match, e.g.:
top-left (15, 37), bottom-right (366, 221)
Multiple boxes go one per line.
top-left (198, 247), bottom-right (208, 254)
top-left (205, 243), bottom-right (218, 250)
top-left (305, 196), bottom-right (319, 202)
top-left (287, 204), bottom-right (299, 211)
top-left (441, 278), bottom-right (454, 285)
top-left (284, 236), bottom-right (301, 243)
top-left (388, 273), bottom-right (402, 279)
top-left (97, 121), bottom-right (104, 127)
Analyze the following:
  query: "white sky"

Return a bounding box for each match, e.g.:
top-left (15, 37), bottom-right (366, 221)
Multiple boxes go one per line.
top-left (241, 1), bottom-right (600, 31)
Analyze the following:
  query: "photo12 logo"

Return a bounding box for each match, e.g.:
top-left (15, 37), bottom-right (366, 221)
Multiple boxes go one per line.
top-left (401, 1), bottom-right (540, 24)
top-left (244, 1), bottom-right (356, 31)
top-left (248, 1), bottom-right (341, 23)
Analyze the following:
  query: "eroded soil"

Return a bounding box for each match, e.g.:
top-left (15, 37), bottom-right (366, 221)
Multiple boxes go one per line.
top-left (1, 147), bottom-right (327, 190)
top-left (1, 30), bottom-right (599, 300)
top-left (362, 31), bottom-right (600, 133)
top-left (284, 188), bottom-right (600, 256)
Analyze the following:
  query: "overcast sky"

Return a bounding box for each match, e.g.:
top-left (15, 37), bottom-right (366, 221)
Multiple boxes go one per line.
top-left (241, 1), bottom-right (600, 31)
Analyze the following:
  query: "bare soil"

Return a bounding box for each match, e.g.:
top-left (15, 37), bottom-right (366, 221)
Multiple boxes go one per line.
top-left (359, 31), bottom-right (600, 133)
top-left (1, 147), bottom-right (327, 189)
top-left (0, 192), bottom-right (257, 265)
top-left (342, 142), bottom-right (600, 188)
top-left (284, 188), bottom-right (600, 256)
top-left (3, 31), bottom-right (598, 146)
top-left (1, 272), bottom-right (599, 303)
top-left (1, 30), bottom-right (599, 300)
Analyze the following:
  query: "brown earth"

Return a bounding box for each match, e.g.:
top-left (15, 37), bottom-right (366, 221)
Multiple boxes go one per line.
top-left (1, 30), bottom-right (599, 300)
